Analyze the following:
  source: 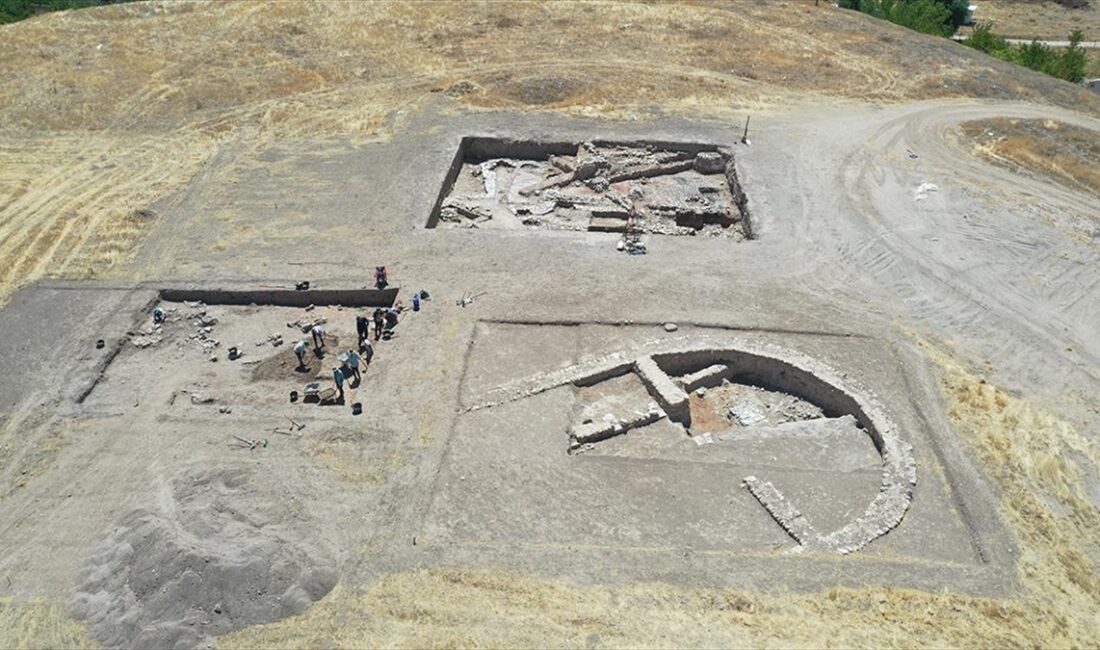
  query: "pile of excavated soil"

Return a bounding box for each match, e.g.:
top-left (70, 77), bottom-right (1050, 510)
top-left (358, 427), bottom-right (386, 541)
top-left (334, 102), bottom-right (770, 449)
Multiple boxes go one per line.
top-left (70, 469), bottom-right (337, 648)
top-left (250, 335), bottom-right (342, 383)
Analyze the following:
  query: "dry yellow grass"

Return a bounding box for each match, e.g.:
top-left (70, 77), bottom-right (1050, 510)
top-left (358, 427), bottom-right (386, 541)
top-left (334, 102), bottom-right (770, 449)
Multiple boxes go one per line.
top-left (214, 337), bottom-right (1100, 649)
top-left (1, 0), bottom-right (1099, 306)
top-left (970, 0), bottom-right (1100, 40)
top-left (961, 118), bottom-right (1100, 197)
top-left (0, 598), bottom-right (95, 650)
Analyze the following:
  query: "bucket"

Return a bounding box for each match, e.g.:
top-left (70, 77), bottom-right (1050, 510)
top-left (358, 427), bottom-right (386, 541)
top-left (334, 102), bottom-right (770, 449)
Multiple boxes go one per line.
top-left (95, 339), bottom-right (105, 349)
top-left (351, 402), bottom-right (362, 415)
top-left (290, 390), bottom-right (299, 403)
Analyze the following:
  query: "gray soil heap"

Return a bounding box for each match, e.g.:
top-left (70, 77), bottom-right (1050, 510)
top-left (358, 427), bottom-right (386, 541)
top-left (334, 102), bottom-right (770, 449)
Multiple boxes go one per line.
top-left (70, 469), bottom-right (337, 648)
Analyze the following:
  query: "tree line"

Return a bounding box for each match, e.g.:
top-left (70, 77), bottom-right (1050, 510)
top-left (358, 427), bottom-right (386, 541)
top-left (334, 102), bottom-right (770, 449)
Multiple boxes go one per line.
top-left (0, 0), bottom-right (133, 25)
top-left (839, 0), bottom-right (1091, 84)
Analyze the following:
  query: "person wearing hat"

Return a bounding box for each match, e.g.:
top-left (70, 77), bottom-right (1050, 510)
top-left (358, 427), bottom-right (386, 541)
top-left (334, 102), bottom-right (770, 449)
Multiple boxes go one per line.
top-left (332, 366), bottom-right (345, 402)
top-left (344, 349), bottom-right (362, 383)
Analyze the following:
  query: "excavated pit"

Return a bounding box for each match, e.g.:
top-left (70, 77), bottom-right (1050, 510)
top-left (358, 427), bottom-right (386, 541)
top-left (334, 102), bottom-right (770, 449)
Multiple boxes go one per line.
top-left (461, 336), bottom-right (917, 554)
top-left (428, 137), bottom-right (753, 238)
top-left (77, 287), bottom-right (398, 405)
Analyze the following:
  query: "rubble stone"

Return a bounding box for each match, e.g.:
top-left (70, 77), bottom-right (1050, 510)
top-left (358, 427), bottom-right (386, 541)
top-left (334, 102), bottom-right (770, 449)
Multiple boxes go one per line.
top-left (693, 151), bottom-right (726, 174)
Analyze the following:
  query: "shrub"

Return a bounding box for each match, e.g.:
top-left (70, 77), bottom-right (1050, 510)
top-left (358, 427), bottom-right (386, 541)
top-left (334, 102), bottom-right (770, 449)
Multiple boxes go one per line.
top-left (840, 0), bottom-right (970, 35)
top-left (964, 25), bottom-right (1090, 84)
top-left (964, 23), bottom-right (1011, 55)
top-left (0, 0), bottom-right (132, 25)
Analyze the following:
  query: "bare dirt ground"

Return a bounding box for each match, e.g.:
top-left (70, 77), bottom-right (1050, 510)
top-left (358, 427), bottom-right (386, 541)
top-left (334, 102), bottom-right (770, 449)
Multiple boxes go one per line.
top-left (1, 1), bottom-right (1099, 648)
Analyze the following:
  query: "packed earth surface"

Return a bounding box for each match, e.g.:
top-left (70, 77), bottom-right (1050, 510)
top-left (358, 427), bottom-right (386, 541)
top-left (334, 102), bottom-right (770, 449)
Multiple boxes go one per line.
top-left (0, 1), bottom-right (1099, 648)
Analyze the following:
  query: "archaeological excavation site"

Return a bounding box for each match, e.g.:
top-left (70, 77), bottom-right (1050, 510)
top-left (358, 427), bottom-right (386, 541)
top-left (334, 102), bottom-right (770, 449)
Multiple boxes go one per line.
top-left (431, 138), bottom-right (751, 239)
top-left (2, 1), bottom-right (1100, 648)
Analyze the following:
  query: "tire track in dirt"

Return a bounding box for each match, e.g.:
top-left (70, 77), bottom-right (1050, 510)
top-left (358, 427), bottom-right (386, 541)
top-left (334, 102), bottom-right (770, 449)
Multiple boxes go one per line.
top-left (831, 103), bottom-right (1100, 392)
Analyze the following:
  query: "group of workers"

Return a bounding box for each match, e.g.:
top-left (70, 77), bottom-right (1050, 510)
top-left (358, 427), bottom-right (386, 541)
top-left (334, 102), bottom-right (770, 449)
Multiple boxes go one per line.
top-left (290, 300), bottom-right (417, 403)
top-left (356, 306), bottom-right (401, 344)
top-left (145, 278), bottom-right (426, 407)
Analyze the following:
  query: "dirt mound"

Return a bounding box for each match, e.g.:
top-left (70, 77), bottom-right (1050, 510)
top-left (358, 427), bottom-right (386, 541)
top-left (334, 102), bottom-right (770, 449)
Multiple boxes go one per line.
top-left (250, 334), bottom-right (342, 383)
top-left (70, 469), bottom-right (337, 648)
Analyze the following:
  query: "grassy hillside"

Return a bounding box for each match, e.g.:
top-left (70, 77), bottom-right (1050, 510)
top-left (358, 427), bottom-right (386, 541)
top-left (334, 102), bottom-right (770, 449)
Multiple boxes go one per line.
top-left (970, 0), bottom-right (1100, 39)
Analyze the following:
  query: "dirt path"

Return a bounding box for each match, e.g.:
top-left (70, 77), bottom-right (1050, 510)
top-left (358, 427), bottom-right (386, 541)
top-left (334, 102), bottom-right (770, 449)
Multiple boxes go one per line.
top-left (751, 101), bottom-right (1100, 409)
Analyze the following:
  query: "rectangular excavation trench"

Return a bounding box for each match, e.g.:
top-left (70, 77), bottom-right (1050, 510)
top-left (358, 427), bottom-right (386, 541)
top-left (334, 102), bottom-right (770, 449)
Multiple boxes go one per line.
top-left (427, 136), bottom-right (753, 239)
top-left (76, 286), bottom-right (398, 404)
top-left (159, 286), bottom-right (399, 308)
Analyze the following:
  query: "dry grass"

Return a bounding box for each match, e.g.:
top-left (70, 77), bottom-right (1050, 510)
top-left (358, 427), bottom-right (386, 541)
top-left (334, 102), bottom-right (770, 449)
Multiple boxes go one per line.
top-left (968, 0), bottom-right (1100, 40)
top-left (214, 337), bottom-right (1100, 648)
top-left (0, 598), bottom-right (95, 650)
top-left (0, 130), bottom-right (221, 299)
top-left (960, 118), bottom-right (1100, 197)
top-left (1, 0), bottom-right (1098, 305)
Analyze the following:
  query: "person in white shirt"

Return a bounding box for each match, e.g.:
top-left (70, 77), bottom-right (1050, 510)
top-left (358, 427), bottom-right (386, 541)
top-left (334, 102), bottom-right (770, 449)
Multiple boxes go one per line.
top-left (293, 339), bottom-right (309, 368)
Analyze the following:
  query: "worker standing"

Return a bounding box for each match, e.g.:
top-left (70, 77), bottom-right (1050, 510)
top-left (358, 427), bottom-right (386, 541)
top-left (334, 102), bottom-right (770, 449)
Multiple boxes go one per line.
top-left (311, 324), bottom-right (326, 350)
top-left (345, 349), bottom-right (362, 383)
top-left (333, 366), bottom-right (345, 402)
top-left (294, 340), bottom-right (309, 368)
top-left (372, 308), bottom-right (385, 341)
top-left (356, 315), bottom-right (370, 346)
top-left (360, 336), bottom-right (374, 366)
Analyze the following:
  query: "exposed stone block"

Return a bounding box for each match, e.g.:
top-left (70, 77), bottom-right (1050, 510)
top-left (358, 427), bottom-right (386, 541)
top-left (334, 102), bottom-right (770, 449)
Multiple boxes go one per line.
top-left (635, 356), bottom-right (689, 423)
top-left (569, 403), bottom-right (666, 445)
top-left (677, 363), bottom-right (731, 391)
top-left (742, 476), bottom-right (818, 545)
top-left (693, 151), bottom-right (726, 174)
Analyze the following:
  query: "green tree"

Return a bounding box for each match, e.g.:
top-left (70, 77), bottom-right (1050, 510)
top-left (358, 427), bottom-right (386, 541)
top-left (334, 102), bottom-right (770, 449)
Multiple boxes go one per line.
top-left (887, 0), bottom-right (954, 36)
top-left (964, 23), bottom-right (1011, 55)
top-left (1053, 29), bottom-right (1088, 83)
top-left (0, 0), bottom-right (132, 25)
top-left (963, 24), bottom-right (1090, 84)
top-left (840, 0), bottom-right (968, 35)
top-left (0, 0), bottom-right (34, 23)
top-left (940, 0), bottom-right (971, 30)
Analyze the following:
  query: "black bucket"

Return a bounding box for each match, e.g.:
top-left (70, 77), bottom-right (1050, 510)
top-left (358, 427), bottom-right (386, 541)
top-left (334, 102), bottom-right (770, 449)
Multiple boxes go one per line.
top-left (95, 339), bottom-right (105, 349)
top-left (290, 390), bottom-right (299, 403)
top-left (351, 402), bottom-right (362, 415)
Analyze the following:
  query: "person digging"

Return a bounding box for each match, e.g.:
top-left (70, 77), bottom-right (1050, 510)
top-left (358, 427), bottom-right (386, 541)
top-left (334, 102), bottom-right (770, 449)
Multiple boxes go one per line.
top-left (294, 339), bottom-right (310, 370)
top-left (344, 349), bottom-right (362, 384)
top-left (311, 323), bottom-right (326, 351)
top-left (382, 306), bottom-right (400, 339)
